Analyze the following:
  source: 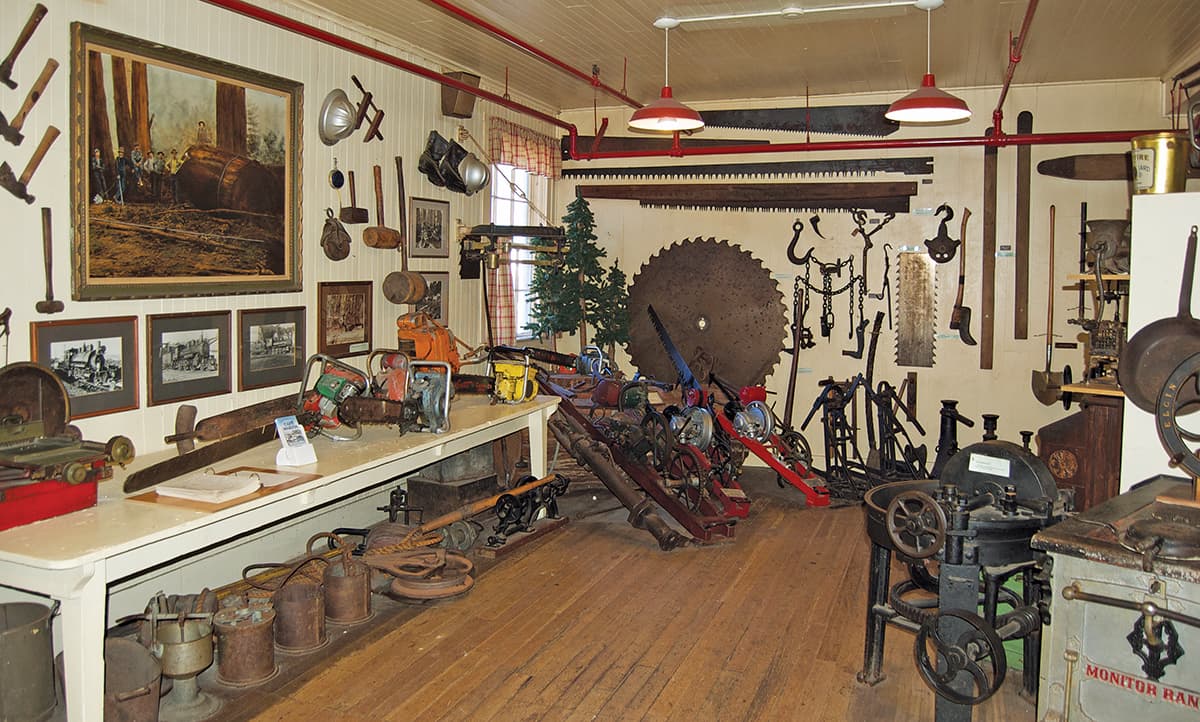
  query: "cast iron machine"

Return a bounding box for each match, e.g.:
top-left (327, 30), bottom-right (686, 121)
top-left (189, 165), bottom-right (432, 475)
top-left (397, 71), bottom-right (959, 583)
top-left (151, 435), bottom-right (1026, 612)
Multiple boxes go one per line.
top-left (858, 439), bottom-right (1072, 721)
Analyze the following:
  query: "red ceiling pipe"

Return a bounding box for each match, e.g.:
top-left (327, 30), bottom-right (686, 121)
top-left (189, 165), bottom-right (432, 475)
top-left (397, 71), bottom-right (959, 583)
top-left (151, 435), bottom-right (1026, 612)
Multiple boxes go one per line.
top-left (991, 0), bottom-right (1039, 133)
top-left (200, 0), bottom-right (577, 139)
top-left (425, 0), bottom-right (643, 111)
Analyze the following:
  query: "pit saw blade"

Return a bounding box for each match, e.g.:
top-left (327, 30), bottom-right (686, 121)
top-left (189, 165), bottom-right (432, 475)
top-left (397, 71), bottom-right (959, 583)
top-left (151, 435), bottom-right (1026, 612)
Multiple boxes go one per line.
top-left (699, 105), bottom-right (899, 136)
top-left (896, 251), bottom-right (936, 368)
top-left (626, 238), bottom-right (787, 388)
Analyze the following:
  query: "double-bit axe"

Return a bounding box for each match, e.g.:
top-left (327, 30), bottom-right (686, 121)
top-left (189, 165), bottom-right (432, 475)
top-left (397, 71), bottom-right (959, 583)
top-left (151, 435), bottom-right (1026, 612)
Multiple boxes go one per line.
top-left (0, 125), bottom-right (59, 204)
top-left (0, 4), bottom-right (48, 90)
top-left (1, 58), bottom-right (57, 146)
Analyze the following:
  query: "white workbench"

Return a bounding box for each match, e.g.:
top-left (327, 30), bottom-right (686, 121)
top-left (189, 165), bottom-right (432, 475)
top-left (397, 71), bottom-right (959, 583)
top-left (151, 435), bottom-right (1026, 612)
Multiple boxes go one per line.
top-left (0, 395), bottom-right (558, 721)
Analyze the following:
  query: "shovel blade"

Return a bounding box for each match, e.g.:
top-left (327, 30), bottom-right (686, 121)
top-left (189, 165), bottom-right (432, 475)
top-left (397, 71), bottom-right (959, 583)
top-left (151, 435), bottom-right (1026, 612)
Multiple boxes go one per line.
top-left (1031, 370), bottom-right (1064, 406)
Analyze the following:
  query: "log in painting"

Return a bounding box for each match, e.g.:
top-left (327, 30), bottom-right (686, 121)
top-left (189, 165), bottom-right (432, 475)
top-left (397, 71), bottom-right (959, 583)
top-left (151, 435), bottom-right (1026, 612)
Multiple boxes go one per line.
top-left (70, 24), bottom-right (302, 299)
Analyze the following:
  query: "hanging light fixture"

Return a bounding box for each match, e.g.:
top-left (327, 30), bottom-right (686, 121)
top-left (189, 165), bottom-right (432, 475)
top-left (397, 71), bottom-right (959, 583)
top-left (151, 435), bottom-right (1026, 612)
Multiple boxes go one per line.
top-left (628, 18), bottom-right (705, 132)
top-left (886, 2), bottom-right (971, 123)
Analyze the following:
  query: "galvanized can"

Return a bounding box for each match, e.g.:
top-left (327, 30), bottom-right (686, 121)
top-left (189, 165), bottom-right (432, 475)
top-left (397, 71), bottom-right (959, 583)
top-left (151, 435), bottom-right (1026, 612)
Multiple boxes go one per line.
top-left (0, 602), bottom-right (57, 722)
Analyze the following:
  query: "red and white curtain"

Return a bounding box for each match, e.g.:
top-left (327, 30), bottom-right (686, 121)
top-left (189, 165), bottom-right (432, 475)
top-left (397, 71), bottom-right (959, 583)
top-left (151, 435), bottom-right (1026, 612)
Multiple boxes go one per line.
top-left (488, 118), bottom-right (561, 179)
top-left (486, 246), bottom-right (516, 345)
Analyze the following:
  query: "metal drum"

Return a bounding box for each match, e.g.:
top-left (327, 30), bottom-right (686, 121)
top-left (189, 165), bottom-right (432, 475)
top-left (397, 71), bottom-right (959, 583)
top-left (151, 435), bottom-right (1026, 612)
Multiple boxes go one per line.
top-left (0, 602), bottom-right (56, 722)
top-left (103, 637), bottom-right (161, 722)
top-left (214, 604), bottom-right (277, 686)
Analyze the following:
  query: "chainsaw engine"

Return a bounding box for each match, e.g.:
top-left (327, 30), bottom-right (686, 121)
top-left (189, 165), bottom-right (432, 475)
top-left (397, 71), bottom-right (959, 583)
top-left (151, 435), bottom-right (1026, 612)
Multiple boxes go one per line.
top-left (296, 354), bottom-right (370, 440)
top-left (396, 312), bottom-right (461, 372)
top-left (349, 349), bottom-right (452, 434)
top-left (487, 350), bottom-right (539, 404)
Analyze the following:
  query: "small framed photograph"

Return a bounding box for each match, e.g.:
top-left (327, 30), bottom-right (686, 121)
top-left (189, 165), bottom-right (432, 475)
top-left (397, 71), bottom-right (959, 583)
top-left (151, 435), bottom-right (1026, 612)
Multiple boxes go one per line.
top-left (31, 316), bottom-right (138, 418)
top-left (415, 272), bottom-right (449, 325)
top-left (147, 311), bottom-right (232, 406)
top-left (409, 197), bottom-right (450, 258)
top-left (318, 281), bottom-right (372, 357)
top-left (238, 306), bottom-right (306, 391)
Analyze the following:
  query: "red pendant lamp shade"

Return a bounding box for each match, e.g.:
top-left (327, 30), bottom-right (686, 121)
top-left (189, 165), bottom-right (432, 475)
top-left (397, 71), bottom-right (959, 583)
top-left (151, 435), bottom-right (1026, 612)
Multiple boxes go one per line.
top-left (628, 86), bottom-right (705, 131)
top-left (885, 73), bottom-right (971, 123)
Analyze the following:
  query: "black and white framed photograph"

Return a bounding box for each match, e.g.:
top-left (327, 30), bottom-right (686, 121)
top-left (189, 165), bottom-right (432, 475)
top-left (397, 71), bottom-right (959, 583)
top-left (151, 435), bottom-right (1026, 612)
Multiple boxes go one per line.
top-left (147, 310), bottom-right (231, 406)
top-left (415, 272), bottom-right (449, 325)
top-left (409, 197), bottom-right (450, 258)
top-left (31, 316), bottom-right (138, 418)
top-left (238, 306), bottom-right (305, 391)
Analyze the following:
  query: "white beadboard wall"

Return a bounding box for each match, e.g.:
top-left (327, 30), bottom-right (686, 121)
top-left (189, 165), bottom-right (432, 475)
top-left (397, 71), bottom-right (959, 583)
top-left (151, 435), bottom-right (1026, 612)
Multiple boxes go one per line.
top-left (0, 0), bottom-right (559, 458)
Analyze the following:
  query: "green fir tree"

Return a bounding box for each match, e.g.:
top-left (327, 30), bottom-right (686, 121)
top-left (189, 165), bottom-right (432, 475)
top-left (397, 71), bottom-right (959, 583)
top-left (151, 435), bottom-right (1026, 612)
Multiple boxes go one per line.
top-left (525, 195), bottom-right (628, 356)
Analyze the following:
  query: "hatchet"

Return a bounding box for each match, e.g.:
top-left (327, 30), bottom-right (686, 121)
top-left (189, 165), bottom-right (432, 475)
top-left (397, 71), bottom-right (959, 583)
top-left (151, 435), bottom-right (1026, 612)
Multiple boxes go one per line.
top-left (0, 4), bottom-right (48, 90)
top-left (0, 124), bottom-right (59, 204)
top-left (0, 58), bottom-right (57, 146)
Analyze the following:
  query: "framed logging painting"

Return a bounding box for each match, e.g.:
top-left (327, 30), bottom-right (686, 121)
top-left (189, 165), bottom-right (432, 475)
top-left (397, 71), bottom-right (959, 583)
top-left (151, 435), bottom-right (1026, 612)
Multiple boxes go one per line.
top-left (238, 306), bottom-right (305, 391)
top-left (147, 310), bottom-right (232, 406)
top-left (318, 281), bottom-right (372, 358)
top-left (31, 316), bottom-right (138, 419)
top-left (69, 23), bottom-right (303, 300)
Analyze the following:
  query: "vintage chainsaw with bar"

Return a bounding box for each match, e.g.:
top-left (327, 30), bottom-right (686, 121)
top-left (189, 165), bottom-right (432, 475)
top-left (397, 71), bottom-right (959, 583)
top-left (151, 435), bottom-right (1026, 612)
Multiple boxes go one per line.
top-left (646, 305), bottom-right (830, 508)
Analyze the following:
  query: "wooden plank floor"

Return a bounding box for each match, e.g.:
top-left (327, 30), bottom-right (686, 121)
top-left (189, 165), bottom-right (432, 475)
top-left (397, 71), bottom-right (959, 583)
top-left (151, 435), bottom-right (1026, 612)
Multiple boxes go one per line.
top-left (222, 469), bottom-right (1036, 721)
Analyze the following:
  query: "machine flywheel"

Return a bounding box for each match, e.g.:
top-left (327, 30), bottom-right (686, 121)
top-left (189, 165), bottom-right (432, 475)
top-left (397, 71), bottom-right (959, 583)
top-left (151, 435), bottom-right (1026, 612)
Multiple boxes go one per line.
top-left (626, 237), bottom-right (787, 388)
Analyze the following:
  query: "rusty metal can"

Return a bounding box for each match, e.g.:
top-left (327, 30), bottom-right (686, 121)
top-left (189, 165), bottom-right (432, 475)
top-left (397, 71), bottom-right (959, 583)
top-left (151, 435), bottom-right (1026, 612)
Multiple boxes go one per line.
top-left (273, 582), bottom-right (326, 653)
top-left (214, 604), bottom-right (277, 686)
top-left (324, 557), bottom-right (372, 624)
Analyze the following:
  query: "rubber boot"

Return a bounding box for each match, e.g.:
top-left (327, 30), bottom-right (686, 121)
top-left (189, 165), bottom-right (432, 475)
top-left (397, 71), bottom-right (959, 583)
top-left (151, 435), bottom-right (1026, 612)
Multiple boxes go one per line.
top-left (418, 130), bottom-right (450, 187)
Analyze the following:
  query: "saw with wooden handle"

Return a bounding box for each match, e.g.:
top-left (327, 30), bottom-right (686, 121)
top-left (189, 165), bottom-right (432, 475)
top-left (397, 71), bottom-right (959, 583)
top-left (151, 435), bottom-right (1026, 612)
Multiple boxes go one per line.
top-left (124, 424), bottom-right (278, 494)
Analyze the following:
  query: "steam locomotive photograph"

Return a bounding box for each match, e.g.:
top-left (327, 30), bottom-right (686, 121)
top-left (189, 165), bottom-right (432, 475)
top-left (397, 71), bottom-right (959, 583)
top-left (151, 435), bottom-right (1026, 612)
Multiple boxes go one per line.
top-left (48, 337), bottom-right (124, 395)
top-left (157, 330), bottom-right (219, 383)
top-left (248, 321), bottom-right (297, 372)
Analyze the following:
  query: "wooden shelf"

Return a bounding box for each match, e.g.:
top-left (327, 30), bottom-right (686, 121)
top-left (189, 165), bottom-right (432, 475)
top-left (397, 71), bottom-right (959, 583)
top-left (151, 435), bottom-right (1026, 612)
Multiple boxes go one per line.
top-left (1061, 382), bottom-right (1124, 398)
top-left (1067, 273), bottom-right (1130, 281)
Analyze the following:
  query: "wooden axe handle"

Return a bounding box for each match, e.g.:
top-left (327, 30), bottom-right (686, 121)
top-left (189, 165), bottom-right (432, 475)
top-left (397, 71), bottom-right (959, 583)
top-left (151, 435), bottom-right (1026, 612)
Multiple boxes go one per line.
top-left (11, 58), bottom-right (58, 130)
top-left (395, 156), bottom-right (407, 250)
top-left (20, 124), bottom-right (58, 185)
top-left (348, 170), bottom-right (357, 207)
top-left (1, 4), bottom-right (47, 71)
top-left (373, 164), bottom-right (385, 225)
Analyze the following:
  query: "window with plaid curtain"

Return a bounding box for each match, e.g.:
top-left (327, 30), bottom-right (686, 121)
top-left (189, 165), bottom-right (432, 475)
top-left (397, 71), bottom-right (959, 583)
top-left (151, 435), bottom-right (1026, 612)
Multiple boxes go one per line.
top-left (487, 118), bottom-right (556, 345)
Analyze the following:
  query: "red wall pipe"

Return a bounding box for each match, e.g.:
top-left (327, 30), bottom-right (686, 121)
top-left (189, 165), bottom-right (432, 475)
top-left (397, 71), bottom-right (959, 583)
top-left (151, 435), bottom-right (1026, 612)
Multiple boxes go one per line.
top-left (200, 0), bottom-right (575, 136)
top-left (425, 0), bottom-right (643, 111)
top-left (992, 0), bottom-right (1040, 132)
top-left (202, 0), bottom-right (1166, 165)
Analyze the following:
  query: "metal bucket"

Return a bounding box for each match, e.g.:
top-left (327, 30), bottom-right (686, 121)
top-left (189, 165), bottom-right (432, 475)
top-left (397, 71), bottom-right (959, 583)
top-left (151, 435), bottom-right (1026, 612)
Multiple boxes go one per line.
top-left (1131, 131), bottom-right (1189, 194)
top-left (273, 582), bottom-right (326, 653)
top-left (104, 638), bottom-right (161, 722)
top-left (0, 602), bottom-right (56, 722)
top-left (214, 604), bottom-right (276, 686)
top-left (324, 557), bottom-right (372, 624)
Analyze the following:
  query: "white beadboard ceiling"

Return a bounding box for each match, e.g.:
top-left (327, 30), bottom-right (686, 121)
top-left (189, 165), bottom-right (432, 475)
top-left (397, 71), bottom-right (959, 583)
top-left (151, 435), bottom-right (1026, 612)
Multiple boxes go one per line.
top-left (286, 0), bottom-right (1200, 112)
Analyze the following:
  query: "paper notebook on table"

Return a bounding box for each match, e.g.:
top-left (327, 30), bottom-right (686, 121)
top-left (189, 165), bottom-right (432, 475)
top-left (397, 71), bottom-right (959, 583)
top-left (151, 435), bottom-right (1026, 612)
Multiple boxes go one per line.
top-left (155, 470), bottom-right (262, 503)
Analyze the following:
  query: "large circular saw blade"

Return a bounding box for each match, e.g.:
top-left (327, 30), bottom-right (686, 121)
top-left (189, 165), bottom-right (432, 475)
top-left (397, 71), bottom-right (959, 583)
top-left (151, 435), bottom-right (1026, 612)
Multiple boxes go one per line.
top-left (626, 237), bottom-right (787, 388)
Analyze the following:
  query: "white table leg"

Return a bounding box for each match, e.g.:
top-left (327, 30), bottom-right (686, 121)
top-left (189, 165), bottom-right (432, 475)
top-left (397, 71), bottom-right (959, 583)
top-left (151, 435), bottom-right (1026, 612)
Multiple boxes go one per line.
top-left (528, 405), bottom-right (551, 478)
top-left (59, 560), bottom-right (106, 722)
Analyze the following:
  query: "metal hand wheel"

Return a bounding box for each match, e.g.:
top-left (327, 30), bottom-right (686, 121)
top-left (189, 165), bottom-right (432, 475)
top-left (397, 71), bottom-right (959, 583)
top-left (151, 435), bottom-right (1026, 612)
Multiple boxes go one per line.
top-left (914, 608), bottom-right (1007, 705)
top-left (885, 490), bottom-right (947, 559)
top-left (1156, 351), bottom-right (1200, 479)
